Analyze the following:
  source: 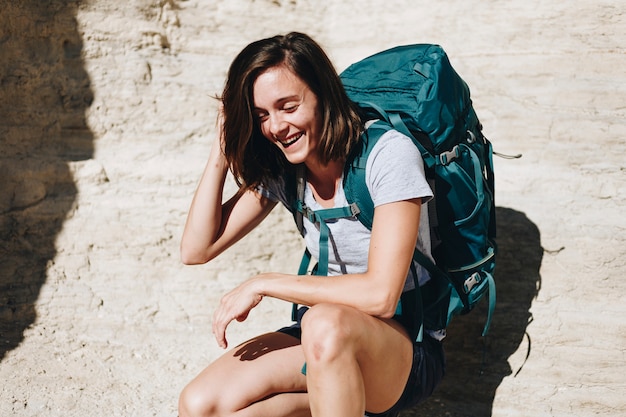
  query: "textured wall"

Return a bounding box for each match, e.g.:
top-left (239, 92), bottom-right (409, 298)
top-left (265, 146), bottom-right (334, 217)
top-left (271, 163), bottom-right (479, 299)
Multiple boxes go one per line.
top-left (0, 0), bottom-right (93, 356)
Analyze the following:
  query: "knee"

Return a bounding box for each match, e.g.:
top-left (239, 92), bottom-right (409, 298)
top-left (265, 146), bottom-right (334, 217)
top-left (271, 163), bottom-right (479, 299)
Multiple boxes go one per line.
top-left (300, 303), bottom-right (358, 364)
top-left (178, 379), bottom-right (218, 417)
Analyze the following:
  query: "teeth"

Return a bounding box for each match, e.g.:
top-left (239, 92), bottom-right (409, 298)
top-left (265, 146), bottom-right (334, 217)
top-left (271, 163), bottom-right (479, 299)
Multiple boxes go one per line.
top-left (281, 133), bottom-right (303, 148)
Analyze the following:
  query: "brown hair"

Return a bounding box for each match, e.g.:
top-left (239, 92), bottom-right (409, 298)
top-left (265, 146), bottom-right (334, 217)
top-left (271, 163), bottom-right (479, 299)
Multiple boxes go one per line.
top-left (221, 32), bottom-right (362, 189)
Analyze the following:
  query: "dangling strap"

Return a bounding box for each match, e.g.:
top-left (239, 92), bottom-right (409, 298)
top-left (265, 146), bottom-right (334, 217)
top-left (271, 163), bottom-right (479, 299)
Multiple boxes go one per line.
top-left (292, 248), bottom-right (313, 321)
top-left (481, 271), bottom-right (497, 337)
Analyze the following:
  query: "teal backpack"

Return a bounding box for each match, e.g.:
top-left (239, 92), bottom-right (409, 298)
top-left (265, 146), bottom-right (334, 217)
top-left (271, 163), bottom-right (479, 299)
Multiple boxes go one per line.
top-left (292, 44), bottom-right (497, 342)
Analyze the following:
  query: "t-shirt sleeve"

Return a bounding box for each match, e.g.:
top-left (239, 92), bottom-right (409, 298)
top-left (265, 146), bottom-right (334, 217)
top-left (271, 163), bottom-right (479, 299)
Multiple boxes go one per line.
top-left (256, 183), bottom-right (280, 202)
top-left (366, 129), bottom-right (433, 207)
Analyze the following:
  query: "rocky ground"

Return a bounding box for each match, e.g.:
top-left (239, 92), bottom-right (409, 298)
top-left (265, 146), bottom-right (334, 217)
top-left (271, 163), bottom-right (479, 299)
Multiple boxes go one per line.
top-left (1, 0), bottom-right (624, 416)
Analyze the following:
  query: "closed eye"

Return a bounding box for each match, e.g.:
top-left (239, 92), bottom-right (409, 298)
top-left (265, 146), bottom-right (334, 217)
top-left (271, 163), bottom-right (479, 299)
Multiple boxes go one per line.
top-left (253, 99), bottom-right (300, 123)
top-left (283, 103), bottom-right (299, 112)
top-left (254, 111), bottom-right (269, 122)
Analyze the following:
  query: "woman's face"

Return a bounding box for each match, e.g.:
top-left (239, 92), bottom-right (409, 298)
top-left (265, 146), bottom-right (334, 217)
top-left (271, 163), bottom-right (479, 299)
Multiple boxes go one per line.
top-left (252, 65), bottom-right (323, 166)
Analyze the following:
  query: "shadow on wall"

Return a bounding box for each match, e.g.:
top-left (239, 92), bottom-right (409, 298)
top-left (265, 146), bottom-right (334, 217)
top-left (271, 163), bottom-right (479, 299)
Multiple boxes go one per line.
top-left (0, 0), bottom-right (93, 361)
top-left (403, 207), bottom-right (543, 417)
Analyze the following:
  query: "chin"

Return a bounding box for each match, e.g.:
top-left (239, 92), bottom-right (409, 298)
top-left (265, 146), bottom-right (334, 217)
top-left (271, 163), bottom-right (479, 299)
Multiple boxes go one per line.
top-left (285, 155), bottom-right (307, 166)
top-left (281, 146), bottom-right (308, 165)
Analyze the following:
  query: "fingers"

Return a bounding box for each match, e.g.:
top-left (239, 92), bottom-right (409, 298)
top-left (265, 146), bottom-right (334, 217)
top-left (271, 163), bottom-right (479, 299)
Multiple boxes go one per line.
top-left (211, 309), bottom-right (227, 349)
top-left (213, 293), bottom-right (241, 349)
top-left (211, 293), bottom-right (231, 348)
top-left (211, 310), bottom-right (250, 349)
top-left (211, 279), bottom-right (264, 349)
top-left (211, 292), bottom-right (260, 349)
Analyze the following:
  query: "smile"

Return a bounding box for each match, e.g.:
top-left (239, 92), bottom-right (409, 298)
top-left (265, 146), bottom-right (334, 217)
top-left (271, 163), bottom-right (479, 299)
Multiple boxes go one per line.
top-left (279, 132), bottom-right (303, 148)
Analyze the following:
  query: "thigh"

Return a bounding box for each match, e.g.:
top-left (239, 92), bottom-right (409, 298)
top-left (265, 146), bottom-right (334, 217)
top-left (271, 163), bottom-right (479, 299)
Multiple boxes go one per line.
top-left (351, 312), bottom-right (414, 413)
top-left (301, 304), bottom-right (414, 414)
top-left (181, 332), bottom-right (308, 415)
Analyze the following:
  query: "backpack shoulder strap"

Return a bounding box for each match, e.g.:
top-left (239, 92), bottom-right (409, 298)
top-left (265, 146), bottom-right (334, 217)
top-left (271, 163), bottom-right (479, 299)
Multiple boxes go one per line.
top-left (343, 120), bottom-right (393, 230)
top-left (294, 164), bottom-right (306, 235)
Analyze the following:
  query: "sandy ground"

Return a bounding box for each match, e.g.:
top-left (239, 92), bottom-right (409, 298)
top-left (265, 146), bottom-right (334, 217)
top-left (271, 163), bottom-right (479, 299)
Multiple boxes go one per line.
top-left (1, 0), bottom-right (625, 416)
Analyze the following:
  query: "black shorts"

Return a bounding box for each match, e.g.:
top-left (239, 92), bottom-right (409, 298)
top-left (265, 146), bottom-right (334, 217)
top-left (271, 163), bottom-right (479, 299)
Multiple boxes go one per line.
top-left (277, 307), bottom-right (446, 416)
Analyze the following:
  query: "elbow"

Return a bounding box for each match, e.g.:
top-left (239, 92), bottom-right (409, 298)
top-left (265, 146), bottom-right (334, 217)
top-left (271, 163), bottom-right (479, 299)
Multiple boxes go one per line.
top-left (377, 305), bottom-right (398, 320)
top-left (180, 254), bottom-right (205, 266)
top-left (179, 242), bottom-right (212, 265)
top-left (379, 311), bottom-right (396, 320)
top-left (180, 250), bottom-right (207, 266)
top-left (371, 291), bottom-right (401, 319)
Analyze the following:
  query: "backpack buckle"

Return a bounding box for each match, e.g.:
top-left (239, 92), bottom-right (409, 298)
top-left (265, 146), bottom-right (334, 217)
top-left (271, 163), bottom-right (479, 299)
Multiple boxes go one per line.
top-left (303, 206), bottom-right (317, 223)
top-left (297, 201), bottom-right (318, 224)
top-left (463, 272), bottom-right (482, 293)
top-left (438, 145), bottom-right (460, 165)
top-left (349, 202), bottom-right (361, 217)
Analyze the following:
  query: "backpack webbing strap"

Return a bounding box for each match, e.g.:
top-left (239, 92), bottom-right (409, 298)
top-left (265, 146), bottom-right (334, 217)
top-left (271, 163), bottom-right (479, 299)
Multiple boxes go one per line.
top-left (295, 165), bottom-right (306, 234)
top-left (359, 101), bottom-right (437, 169)
top-left (480, 272), bottom-right (496, 337)
top-left (387, 255), bottom-right (425, 343)
top-left (291, 248), bottom-right (313, 321)
top-left (295, 200), bottom-right (360, 277)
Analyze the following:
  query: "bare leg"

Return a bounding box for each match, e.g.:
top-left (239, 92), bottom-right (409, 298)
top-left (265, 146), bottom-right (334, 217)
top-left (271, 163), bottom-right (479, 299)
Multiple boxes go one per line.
top-left (301, 303), bottom-right (413, 417)
top-left (179, 332), bottom-right (310, 417)
top-left (234, 393), bottom-right (310, 417)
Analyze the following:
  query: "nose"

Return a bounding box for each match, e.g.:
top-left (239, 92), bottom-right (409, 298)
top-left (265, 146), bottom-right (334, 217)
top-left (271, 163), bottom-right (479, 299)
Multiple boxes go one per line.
top-left (268, 112), bottom-right (288, 141)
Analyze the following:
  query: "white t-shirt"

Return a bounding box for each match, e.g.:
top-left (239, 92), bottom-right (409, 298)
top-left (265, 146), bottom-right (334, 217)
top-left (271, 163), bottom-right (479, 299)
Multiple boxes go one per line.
top-left (260, 128), bottom-right (435, 291)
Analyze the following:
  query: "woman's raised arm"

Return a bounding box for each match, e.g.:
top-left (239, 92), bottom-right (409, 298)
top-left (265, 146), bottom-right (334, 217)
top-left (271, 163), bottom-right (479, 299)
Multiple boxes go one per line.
top-left (180, 127), bottom-right (276, 265)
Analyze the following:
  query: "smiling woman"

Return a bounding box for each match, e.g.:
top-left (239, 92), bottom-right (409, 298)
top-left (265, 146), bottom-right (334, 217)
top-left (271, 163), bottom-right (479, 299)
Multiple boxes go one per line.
top-left (252, 66), bottom-right (322, 165)
top-left (178, 32), bottom-right (444, 417)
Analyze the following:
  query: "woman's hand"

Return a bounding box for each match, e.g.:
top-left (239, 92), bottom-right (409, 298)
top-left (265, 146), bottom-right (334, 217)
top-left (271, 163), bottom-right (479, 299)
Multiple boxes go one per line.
top-left (212, 278), bottom-right (264, 349)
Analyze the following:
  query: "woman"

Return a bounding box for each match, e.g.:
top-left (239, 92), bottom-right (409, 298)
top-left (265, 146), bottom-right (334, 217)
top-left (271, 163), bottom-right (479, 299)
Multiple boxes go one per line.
top-left (179, 32), bottom-right (445, 417)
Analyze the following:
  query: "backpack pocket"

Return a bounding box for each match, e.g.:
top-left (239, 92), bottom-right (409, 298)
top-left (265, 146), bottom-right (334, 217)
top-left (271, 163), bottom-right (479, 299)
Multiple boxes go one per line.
top-left (433, 143), bottom-right (496, 318)
top-left (434, 144), bottom-right (494, 269)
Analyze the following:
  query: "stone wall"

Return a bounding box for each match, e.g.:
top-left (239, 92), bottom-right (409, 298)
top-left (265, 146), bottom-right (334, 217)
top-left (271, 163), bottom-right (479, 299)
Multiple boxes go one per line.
top-left (1, 0), bottom-right (92, 356)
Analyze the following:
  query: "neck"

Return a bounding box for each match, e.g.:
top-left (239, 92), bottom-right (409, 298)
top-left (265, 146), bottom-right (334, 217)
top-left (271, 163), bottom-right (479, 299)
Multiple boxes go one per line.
top-left (305, 159), bottom-right (344, 204)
